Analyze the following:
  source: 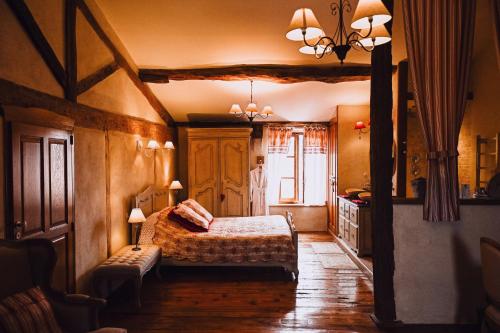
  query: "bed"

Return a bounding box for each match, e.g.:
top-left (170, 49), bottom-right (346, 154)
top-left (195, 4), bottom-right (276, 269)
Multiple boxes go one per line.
top-left (134, 186), bottom-right (299, 279)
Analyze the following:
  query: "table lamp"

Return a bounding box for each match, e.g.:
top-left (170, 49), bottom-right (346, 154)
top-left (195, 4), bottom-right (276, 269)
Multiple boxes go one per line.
top-left (128, 207), bottom-right (146, 251)
top-left (169, 180), bottom-right (183, 204)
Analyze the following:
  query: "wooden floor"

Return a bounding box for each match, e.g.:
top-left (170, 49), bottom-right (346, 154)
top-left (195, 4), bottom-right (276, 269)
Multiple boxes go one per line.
top-left (102, 232), bottom-right (379, 332)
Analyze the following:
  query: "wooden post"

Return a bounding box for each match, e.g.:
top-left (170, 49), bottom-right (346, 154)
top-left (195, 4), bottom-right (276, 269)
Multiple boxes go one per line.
top-left (370, 0), bottom-right (397, 326)
top-left (65, 0), bottom-right (77, 101)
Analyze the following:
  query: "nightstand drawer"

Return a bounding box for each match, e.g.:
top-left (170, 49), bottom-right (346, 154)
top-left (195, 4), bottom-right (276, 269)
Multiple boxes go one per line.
top-left (338, 216), bottom-right (345, 238)
top-left (344, 219), bottom-right (350, 241)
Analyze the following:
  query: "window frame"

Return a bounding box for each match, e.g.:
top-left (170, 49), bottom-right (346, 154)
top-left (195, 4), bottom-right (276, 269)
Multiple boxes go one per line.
top-left (279, 133), bottom-right (301, 204)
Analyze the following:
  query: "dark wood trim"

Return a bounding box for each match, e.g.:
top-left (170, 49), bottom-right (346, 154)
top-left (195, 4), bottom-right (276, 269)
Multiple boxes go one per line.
top-left (370, 0), bottom-right (396, 323)
top-left (5, 0), bottom-right (67, 88)
top-left (380, 323), bottom-right (479, 333)
top-left (139, 64), bottom-right (398, 84)
top-left (76, 61), bottom-right (119, 95)
top-left (65, 0), bottom-right (77, 101)
top-left (396, 61), bottom-right (408, 197)
top-left (74, 0), bottom-right (175, 126)
top-left (0, 78), bottom-right (172, 141)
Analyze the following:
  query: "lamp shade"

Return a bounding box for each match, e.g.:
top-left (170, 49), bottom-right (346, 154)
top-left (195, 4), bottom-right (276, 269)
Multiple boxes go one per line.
top-left (358, 24), bottom-right (391, 47)
top-left (351, 0), bottom-right (392, 30)
top-left (229, 104), bottom-right (243, 114)
top-left (245, 102), bottom-right (258, 115)
top-left (147, 140), bottom-right (160, 149)
top-left (286, 8), bottom-right (324, 41)
top-left (164, 141), bottom-right (175, 149)
top-left (354, 121), bottom-right (367, 130)
top-left (128, 208), bottom-right (146, 224)
top-left (169, 180), bottom-right (183, 190)
top-left (261, 105), bottom-right (273, 116)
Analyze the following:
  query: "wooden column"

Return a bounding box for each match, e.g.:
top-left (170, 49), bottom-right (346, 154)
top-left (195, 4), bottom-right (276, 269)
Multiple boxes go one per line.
top-left (65, 0), bottom-right (77, 101)
top-left (369, 0), bottom-right (397, 325)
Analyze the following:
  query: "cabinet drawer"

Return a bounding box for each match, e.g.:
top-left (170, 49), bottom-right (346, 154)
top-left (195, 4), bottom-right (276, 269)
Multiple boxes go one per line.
top-left (349, 206), bottom-right (359, 225)
top-left (339, 202), bottom-right (346, 217)
top-left (338, 217), bottom-right (345, 237)
top-left (349, 223), bottom-right (358, 250)
top-left (344, 219), bottom-right (350, 241)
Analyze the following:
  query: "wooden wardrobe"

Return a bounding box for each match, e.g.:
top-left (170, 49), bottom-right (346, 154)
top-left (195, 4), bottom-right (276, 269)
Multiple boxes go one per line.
top-left (187, 128), bottom-right (252, 217)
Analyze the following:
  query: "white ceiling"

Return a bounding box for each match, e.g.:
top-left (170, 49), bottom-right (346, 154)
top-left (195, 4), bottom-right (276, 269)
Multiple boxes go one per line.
top-left (95, 0), bottom-right (407, 122)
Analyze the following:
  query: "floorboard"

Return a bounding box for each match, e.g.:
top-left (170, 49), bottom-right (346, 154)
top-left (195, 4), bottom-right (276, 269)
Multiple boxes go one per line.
top-left (101, 232), bottom-right (379, 332)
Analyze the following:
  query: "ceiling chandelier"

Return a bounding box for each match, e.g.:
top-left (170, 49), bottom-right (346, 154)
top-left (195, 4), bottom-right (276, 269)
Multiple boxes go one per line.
top-left (229, 80), bottom-right (273, 123)
top-left (286, 0), bottom-right (392, 64)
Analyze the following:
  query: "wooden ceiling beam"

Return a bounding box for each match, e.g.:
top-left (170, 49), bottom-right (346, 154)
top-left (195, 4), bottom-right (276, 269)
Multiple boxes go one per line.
top-left (138, 64), bottom-right (394, 84)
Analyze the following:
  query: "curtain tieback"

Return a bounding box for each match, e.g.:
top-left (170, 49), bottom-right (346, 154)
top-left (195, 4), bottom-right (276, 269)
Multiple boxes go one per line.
top-left (427, 150), bottom-right (459, 160)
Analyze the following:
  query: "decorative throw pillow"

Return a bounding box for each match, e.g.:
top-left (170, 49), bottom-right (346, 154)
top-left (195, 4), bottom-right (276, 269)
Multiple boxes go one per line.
top-left (182, 199), bottom-right (214, 223)
top-left (169, 204), bottom-right (210, 232)
top-left (0, 286), bottom-right (62, 333)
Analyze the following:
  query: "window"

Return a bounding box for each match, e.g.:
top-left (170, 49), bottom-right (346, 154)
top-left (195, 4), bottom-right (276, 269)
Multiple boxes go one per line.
top-left (279, 133), bottom-right (303, 203)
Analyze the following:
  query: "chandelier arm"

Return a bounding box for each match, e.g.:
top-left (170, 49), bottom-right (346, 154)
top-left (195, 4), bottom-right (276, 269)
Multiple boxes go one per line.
top-left (349, 39), bottom-right (375, 52)
top-left (315, 44), bottom-right (332, 59)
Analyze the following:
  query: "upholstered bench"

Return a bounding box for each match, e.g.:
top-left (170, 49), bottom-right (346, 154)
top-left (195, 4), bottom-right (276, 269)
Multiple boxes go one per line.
top-left (92, 245), bottom-right (161, 307)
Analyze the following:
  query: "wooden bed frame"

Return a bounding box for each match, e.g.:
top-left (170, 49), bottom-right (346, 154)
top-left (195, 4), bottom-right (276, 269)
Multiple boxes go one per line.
top-left (134, 186), bottom-right (299, 279)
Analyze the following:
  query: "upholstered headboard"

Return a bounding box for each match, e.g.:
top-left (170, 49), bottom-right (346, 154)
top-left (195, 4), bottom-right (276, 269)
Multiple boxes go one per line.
top-left (134, 185), bottom-right (169, 217)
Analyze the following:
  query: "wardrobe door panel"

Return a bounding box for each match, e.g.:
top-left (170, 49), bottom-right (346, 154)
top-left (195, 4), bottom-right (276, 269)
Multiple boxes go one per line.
top-left (188, 139), bottom-right (219, 216)
top-left (220, 138), bottom-right (249, 217)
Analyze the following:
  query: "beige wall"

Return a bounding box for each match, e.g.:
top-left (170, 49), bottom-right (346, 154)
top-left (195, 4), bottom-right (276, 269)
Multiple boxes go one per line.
top-left (270, 205), bottom-right (327, 232)
top-left (393, 204), bottom-right (500, 324)
top-left (337, 105), bottom-right (371, 195)
top-left (0, 0), bottom-right (174, 292)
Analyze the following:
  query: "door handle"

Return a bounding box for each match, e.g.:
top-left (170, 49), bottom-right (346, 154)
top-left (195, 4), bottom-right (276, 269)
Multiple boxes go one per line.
top-left (220, 193), bottom-right (226, 202)
top-left (15, 220), bottom-right (26, 228)
top-left (14, 220), bottom-right (26, 240)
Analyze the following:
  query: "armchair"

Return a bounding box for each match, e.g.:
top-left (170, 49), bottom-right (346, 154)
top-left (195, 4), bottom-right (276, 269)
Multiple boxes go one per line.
top-left (0, 239), bottom-right (126, 333)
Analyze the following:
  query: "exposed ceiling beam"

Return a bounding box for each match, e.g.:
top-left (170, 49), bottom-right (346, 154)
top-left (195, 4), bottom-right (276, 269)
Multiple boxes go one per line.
top-left (139, 64), bottom-right (394, 84)
top-left (76, 61), bottom-right (119, 95)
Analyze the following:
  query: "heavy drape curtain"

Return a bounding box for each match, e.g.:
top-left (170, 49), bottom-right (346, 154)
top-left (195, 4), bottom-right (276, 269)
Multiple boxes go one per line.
top-left (493, 0), bottom-right (500, 69)
top-left (304, 126), bottom-right (327, 205)
top-left (403, 0), bottom-right (476, 221)
top-left (267, 127), bottom-right (293, 204)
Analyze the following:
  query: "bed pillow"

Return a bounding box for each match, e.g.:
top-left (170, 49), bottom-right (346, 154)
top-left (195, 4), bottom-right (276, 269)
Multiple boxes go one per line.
top-left (169, 204), bottom-right (209, 232)
top-left (0, 286), bottom-right (62, 333)
top-left (182, 199), bottom-right (214, 223)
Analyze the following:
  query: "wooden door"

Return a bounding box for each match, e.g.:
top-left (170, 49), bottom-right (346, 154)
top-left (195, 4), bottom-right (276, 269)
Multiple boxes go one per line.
top-left (219, 138), bottom-right (249, 217)
top-left (327, 121), bottom-right (338, 235)
top-left (6, 123), bottom-right (75, 292)
top-left (188, 138), bottom-right (220, 216)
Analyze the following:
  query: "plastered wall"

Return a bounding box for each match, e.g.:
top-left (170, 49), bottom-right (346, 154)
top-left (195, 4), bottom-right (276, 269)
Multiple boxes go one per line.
top-left (393, 204), bottom-right (500, 324)
top-left (0, 0), bottom-right (175, 292)
top-left (337, 105), bottom-right (371, 195)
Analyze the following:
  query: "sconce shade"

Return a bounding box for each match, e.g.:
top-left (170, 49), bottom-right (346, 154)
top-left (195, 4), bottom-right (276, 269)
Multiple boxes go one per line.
top-left (147, 140), bottom-right (160, 149)
top-left (261, 105), bottom-right (273, 115)
top-left (164, 141), bottom-right (175, 149)
top-left (169, 180), bottom-right (183, 190)
top-left (128, 208), bottom-right (146, 224)
top-left (351, 0), bottom-right (392, 30)
top-left (354, 121), bottom-right (367, 130)
top-left (229, 104), bottom-right (243, 114)
top-left (358, 24), bottom-right (391, 47)
top-left (286, 8), bottom-right (324, 41)
top-left (245, 102), bottom-right (258, 115)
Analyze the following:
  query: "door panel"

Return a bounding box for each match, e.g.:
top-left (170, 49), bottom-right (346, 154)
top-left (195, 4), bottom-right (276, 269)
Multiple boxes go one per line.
top-left (328, 121), bottom-right (338, 234)
top-left (49, 139), bottom-right (68, 227)
top-left (188, 139), bottom-right (219, 216)
top-left (8, 123), bottom-right (75, 293)
top-left (220, 138), bottom-right (249, 217)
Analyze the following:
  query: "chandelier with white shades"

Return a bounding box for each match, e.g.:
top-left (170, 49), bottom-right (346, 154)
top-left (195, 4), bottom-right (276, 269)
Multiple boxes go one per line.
top-left (228, 80), bottom-right (273, 123)
top-left (286, 0), bottom-right (392, 64)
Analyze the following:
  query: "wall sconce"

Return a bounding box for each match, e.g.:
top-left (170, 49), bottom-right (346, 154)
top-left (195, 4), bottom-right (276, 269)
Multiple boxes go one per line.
top-left (136, 139), bottom-right (175, 157)
top-left (354, 121), bottom-right (369, 139)
top-left (169, 180), bottom-right (183, 204)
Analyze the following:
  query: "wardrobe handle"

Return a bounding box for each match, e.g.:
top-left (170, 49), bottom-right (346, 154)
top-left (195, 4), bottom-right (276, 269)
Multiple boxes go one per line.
top-left (220, 193), bottom-right (226, 202)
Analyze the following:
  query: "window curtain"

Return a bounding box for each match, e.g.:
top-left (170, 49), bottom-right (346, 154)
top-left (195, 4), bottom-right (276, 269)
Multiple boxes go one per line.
top-left (403, 0), bottom-right (476, 221)
top-left (304, 126), bottom-right (327, 205)
top-left (267, 126), bottom-right (293, 204)
top-left (492, 0), bottom-right (500, 69)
